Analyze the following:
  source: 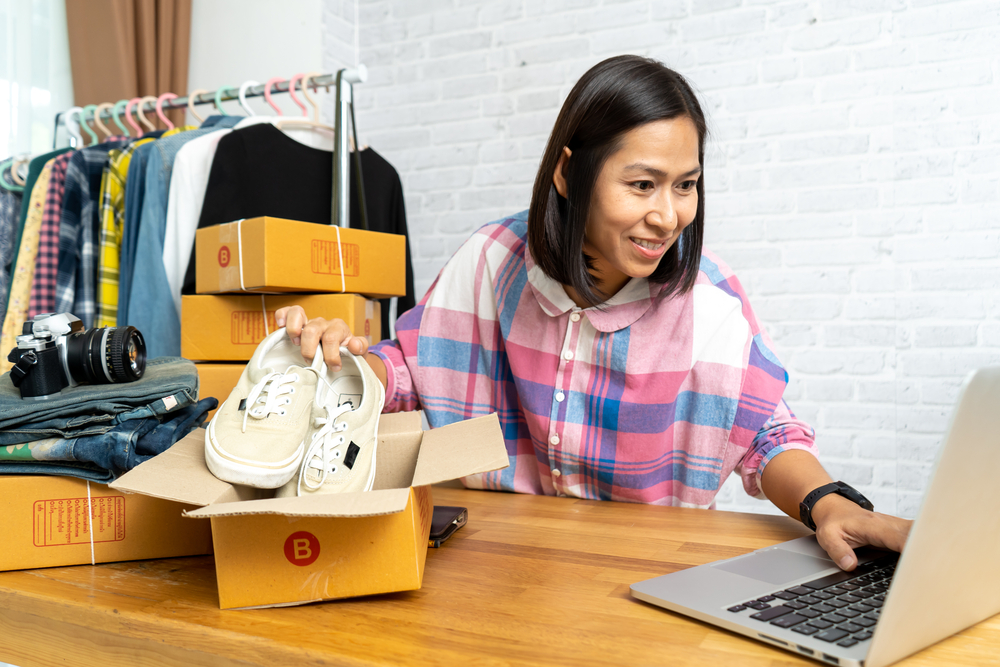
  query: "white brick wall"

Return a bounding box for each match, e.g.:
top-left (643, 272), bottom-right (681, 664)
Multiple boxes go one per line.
top-left (321, 0), bottom-right (1000, 518)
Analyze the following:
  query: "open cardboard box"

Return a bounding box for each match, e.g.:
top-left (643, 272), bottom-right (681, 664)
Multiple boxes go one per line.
top-left (111, 411), bottom-right (508, 609)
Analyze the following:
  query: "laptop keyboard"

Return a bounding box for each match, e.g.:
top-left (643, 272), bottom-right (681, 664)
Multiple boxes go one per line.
top-left (726, 553), bottom-right (898, 649)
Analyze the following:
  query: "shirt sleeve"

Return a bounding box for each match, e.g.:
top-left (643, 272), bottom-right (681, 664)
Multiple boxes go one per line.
top-left (369, 278), bottom-right (429, 414)
top-left (736, 398), bottom-right (818, 499)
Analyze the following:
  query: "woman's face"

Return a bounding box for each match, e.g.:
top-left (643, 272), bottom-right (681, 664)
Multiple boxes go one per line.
top-left (561, 117), bottom-right (702, 302)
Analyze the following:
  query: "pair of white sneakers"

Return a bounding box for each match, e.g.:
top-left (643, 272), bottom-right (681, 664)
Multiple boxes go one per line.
top-left (205, 328), bottom-right (384, 497)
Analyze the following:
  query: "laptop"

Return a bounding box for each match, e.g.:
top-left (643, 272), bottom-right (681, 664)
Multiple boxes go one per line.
top-left (631, 366), bottom-right (1000, 667)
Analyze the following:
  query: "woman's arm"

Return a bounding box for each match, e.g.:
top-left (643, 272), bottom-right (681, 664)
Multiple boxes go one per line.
top-left (760, 450), bottom-right (911, 571)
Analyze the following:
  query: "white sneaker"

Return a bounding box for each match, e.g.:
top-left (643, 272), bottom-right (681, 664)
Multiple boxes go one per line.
top-left (275, 346), bottom-right (385, 497)
top-left (205, 328), bottom-right (324, 489)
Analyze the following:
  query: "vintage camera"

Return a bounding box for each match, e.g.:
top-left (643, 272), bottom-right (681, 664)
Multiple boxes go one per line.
top-left (6, 313), bottom-right (146, 399)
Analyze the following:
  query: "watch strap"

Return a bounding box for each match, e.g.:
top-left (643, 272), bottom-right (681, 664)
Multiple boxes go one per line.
top-left (798, 481), bottom-right (874, 531)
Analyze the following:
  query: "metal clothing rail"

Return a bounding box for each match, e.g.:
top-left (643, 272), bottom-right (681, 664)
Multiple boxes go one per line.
top-left (52, 66), bottom-right (368, 227)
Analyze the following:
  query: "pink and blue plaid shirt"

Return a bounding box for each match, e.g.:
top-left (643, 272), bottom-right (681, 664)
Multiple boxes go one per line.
top-left (371, 212), bottom-right (817, 507)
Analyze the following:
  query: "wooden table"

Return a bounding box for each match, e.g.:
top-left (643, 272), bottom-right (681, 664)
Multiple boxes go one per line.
top-left (0, 487), bottom-right (996, 667)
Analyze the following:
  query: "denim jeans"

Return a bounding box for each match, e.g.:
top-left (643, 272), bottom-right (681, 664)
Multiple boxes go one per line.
top-left (0, 396), bottom-right (216, 482)
top-left (0, 356), bottom-right (198, 445)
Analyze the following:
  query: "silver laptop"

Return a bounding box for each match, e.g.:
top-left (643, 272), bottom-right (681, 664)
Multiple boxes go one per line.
top-left (631, 366), bottom-right (1000, 667)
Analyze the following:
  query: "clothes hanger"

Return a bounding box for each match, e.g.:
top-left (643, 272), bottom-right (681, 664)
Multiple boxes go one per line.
top-left (156, 93), bottom-right (179, 130)
top-left (112, 99), bottom-right (132, 137)
top-left (136, 96), bottom-right (158, 132)
top-left (93, 103), bottom-right (115, 139)
top-left (286, 73), bottom-right (308, 116)
top-left (80, 104), bottom-right (100, 145)
top-left (238, 80), bottom-right (261, 116)
top-left (124, 98), bottom-right (143, 136)
top-left (64, 106), bottom-right (85, 147)
top-left (186, 88), bottom-right (210, 124)
top-left (263, 77), bottom-right (286, 115)
top-left (274, 73), bottom-right (333, 133)
top-left (0, 159), bottom-right (22, 192)
top-left (10, 156), bottom-right (28, 186)
top-left (300, 71), bottom-right (323, 122)
top-left (213, 86), bottom-right (232, 115)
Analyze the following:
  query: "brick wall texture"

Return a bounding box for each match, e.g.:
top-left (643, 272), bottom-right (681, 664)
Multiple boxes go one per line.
top-left (321, 0), bottom-right (1000, 517)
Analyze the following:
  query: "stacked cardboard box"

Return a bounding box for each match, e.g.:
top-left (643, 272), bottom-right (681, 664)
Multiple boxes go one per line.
top-left (184, 216), bottom-right (404, 418)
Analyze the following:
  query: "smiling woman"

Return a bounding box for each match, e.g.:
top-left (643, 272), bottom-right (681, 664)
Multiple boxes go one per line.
top-left (275, 55), bottom-right (911, 572)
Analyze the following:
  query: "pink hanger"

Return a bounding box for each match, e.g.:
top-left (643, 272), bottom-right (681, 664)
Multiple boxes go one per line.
top-left (286, 73), bottom-right (308, 116)
top-left (264, 77), bottom-right (286, 115)
top-left (124, 98), bottom-right (143, 136)
top-left (156, 92), bottom-right (179, 130)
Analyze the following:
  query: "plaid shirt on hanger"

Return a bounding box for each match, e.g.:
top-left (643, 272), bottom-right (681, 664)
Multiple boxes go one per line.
top-left (55, 140), bottom-right (127, 327)
top-left (28, 152), bottom-right (72, 319)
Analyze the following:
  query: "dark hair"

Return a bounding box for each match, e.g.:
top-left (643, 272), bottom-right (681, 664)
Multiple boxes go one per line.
top-left (527, 55), bottom-right (707, 307)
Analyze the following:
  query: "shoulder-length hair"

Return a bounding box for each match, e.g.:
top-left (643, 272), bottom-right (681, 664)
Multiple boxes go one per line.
top-left (527, 55), bottom-right (708, 307)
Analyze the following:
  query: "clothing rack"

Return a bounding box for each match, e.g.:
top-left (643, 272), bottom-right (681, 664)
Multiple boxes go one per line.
top-left (51, 66), bottom-right (368, 227)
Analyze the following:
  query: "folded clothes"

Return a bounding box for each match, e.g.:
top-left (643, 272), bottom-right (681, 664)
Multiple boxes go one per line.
top-left (0, 397), bottom-right (217, 483)
top-left (0, 356), bottom-right (198, 445)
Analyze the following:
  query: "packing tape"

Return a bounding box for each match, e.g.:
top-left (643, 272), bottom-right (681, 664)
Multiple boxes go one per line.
top-left (237, 218), bottom-right (247, 291)
top-left (86, 480), bottom-right (95, 565)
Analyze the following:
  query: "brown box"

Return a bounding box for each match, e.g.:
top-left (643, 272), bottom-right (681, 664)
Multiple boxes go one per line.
top-left (112, 412), bottom-right (509, 609)
top-left (195, 217), bottom-right (406, 297)
top-left (0, 475), bottom-right (213, 571)
top-left (195, 363), bottom-right (244, 421)
top-left (181, 293), bottom-right (380, 361)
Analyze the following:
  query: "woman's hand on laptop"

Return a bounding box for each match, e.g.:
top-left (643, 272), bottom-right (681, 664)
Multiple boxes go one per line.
top-left (761, 450), bottom-right (913, 571)
top-left (811, 495), bottom-right (912, 571)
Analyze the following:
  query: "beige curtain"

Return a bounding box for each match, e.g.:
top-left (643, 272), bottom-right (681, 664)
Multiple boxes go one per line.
top-left (65, 0), bottom-right (192, 129)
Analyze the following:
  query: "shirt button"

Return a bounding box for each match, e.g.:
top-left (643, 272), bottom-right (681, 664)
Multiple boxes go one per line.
top-left (570, 313), bottom-right (581, 322)
top-left (549, 435), bottom-right (560, 445)
top-left (555, 391), bottom-right (565, 402)
top-left (563, 350), bottom-right (574, 361)
top-left (551, 469), bottom-right (561, 477)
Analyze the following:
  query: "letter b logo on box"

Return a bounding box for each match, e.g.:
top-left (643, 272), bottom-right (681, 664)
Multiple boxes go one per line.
top-left (283, 531), bottom-right (320, 567)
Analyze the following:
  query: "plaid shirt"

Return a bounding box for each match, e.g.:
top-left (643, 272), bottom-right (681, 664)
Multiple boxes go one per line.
top-left (28, 152), bottom-right (72, 319)
top-left (0, 162), bottom-right (53, 372)
top-left (56, 140), bottom-right (126, 327)
top-left (371, 212), bottom-right (817, 507)
top-left (95, 139), bottom-right (153, 327)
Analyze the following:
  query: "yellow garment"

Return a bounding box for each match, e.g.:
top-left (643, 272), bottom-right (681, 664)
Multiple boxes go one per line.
top-left (95, 137), bottom-right (153, 327)
top-left (1, 161), bottom-right (54, 372)
top-left (94, 126), bottom-right (192, 326)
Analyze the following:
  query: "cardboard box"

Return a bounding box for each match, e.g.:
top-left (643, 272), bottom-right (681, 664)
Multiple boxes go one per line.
top-left (195, 363), bottom-right (244, 421)
top-left (111, 412), bottom-right (509, 609)
top-left (182, 293), bottom-right (381, 361)
top-left (195, 216), bottom-right (406, 297)
top-left (0, 475), bottom-right (213, 571)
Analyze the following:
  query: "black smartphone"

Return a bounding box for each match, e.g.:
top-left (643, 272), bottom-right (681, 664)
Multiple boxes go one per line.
top-left (428, 505), bottom-right (467, 548)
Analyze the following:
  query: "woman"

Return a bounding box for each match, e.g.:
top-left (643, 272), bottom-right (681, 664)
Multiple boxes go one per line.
top-left (276, 55), bottom-right (910, 570)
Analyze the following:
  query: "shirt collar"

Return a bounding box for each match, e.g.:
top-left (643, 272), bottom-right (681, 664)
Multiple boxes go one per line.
top-left (524, 243), bottom-right (665, 333)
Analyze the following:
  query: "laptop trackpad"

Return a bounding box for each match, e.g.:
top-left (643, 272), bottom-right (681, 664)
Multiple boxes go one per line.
top-left (712, 548), bottom-right (834, 585)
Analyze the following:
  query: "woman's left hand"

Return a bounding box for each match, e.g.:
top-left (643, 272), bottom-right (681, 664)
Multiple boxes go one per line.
top-left (811, 494), bottom-right (912, 571)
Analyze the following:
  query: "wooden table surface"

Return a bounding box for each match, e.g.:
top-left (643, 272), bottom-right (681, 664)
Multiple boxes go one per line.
top-left (0, 487), bottom-right (996, 667)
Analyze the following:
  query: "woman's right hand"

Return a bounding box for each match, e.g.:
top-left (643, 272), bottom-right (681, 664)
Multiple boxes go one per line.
top-left (275, 305), bottom-right (369, 372)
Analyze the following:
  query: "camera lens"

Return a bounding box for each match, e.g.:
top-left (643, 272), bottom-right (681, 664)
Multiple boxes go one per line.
top-left (65, 326), bottom-right (146, 385)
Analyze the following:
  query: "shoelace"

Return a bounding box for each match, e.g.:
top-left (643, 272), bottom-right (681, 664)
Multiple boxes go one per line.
top-left (240, 369), bottom-right (301, 433)
top-left (298, 402), bottom-right (355, 494)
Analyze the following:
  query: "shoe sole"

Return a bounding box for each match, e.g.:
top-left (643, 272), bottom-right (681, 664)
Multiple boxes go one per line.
top-left (204, 406), bottom-right (304, 489)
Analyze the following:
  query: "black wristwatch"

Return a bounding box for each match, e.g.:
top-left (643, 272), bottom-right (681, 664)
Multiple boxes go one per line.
top-left (799, 481), bottom-right (874, 531)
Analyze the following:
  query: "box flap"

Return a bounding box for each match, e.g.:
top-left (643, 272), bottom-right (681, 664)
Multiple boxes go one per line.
top-left (378, 410), bottom-right (423, 435)
top-left (184, 487), bottom-right (412, 518)
top-left (110, 429), bottom-right (260, 507)
top-left (411, 413), bottom-right (509, 487)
